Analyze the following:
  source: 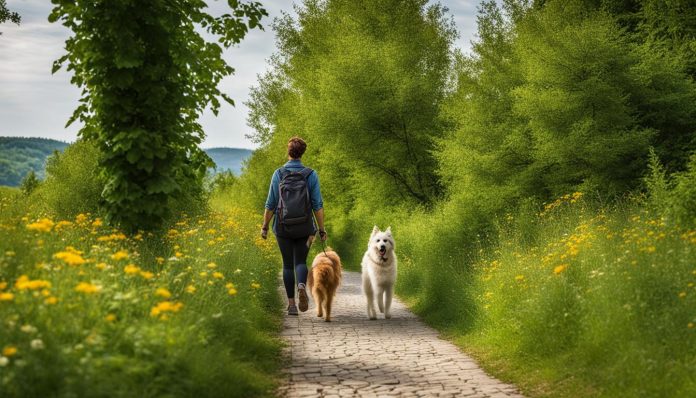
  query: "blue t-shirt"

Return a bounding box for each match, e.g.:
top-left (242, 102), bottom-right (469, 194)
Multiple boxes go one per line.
top-left (264, 160), bottom-right (323, 232)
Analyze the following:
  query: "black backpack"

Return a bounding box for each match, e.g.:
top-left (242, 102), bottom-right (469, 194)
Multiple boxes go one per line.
top-left (276, 167), bottom-right (316, 238)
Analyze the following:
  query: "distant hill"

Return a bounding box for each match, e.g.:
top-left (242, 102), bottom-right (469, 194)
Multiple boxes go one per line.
top-left (205, 147), bottom-right (253, 175)
top-left (0, 137), bottom-right (253, 186)
top-left (0, 137), bottom-right (69, 186)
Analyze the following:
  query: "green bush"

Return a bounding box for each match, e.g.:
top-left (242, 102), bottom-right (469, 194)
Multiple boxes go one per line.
top-left (31, 140), bottom-right (104, 219)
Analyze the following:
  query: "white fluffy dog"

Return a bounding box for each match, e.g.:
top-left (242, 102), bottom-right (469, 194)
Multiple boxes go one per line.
top-left (361, 226), bottom-right (397, 319)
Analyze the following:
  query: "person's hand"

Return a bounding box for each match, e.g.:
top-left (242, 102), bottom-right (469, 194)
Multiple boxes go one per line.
top-left (261, 227), bottom-right (268, 240)
top-left (319, 229), bottom-right (327, 242)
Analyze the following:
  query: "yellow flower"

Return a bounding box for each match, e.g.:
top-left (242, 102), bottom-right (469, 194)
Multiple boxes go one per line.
top-left (54, 220), bottom-right (73, 229)
top-left (124, 264), bottom-right (140, 275)
top-left (75, 213), bottom-right (88, 224)
top-left (0, 282), bottom-right (6, 290)
top-left (251, 282), bottom-right (261, 289)
top-left (207, 262), bottom-right (217, 269)
top-left (553, 264), bottom-right (568, 275)
top-left (225, 282), bottom-right (235, 289)
top-left (111, 250), bottom-right (129, 261)
top-left (150, 301), bottom-right (184, 317)
top-left (155, 288), bottom-right (171, 298)
top-left (15, 275), bottom-right (51, 290)
top-left (514, 275), bottom-right (525, 282)
top-left (156, 257), bottom-right (165, 265)
top-left (0, 292), bottom-right (14, 302)
top-left (679, 292), bottom-right (687, 299)
top-left (228, 288), bottom-right (238, 296)
top-left (75, 282), bottom-right (101, 294)
top-left (44, 296), bottom-right (58, 305)
top-left (4, 251), bottom-right (15, 256)
top-left (92, 218), bottom-right (103, 227)
top-left (105, 314), bottom-right (117, 322)
top-left (139, 271), bottom-right (154, 280)
top-left (2, 346), bottom-right (17, 357)
top-left (54, 249), bottom-right (87, 266)
top-left (26, 218), bottom-right (54, 232)
top-left (185, 285), bottom-right (196, 294)
top-left (213, 272), bottom-right (224, 279)
top-left (95, 262), bottom-right (107, 270)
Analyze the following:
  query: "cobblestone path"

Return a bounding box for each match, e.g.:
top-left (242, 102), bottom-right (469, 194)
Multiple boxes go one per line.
top-left (277, 271), bottom-right (524, 397)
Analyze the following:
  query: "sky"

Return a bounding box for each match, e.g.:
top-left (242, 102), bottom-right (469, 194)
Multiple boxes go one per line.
top-left (0, 0), bottom-right (481, 149)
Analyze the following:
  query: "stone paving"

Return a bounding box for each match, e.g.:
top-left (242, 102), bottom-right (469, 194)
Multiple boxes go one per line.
top-left (277, 271), bottom-right (524, 397)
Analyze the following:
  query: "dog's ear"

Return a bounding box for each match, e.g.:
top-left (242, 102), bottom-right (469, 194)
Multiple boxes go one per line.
top-left (371, 225), bottom-right (379, 237)
top-left (385, 226), bottom-right (392, 235)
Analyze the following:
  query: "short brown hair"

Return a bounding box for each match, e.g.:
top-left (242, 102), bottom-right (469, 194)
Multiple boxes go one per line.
top-left (287, 137), bottom-right (307, 159)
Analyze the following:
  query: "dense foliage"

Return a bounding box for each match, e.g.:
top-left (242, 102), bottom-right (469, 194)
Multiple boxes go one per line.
top-left (0, 137), bottom-right (68, 186)
top-left (236, 0), bottom-right (696, 396)
top-left (0, 0), bottom-right (20, 33)
top-left (49, 0), bottom-right (267, 231)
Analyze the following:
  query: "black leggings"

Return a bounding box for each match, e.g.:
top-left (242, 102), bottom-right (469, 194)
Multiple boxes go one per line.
top-left (276, 236), bottom-right (310, 299)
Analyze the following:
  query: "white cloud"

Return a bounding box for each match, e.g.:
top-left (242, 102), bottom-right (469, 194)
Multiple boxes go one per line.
top-left (0, 0), bottom-right (481, 149)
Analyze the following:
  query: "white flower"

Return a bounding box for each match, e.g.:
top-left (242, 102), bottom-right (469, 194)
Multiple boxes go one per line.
top-left (20, 324), bottom-right (37, 334)
top-left (30, 339), bottom-right (45, 350)
top-left (0, 357), bottom-right (8, 367)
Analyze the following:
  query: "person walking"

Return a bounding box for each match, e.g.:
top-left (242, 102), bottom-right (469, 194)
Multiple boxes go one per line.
top-left (261, 137), bottom-right (327, 316)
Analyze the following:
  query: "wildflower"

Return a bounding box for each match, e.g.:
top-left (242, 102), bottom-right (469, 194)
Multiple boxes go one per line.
top-left (92, 218), bottom-right (103, 227)
top-left (96, 262), bottom-right (107, 270)
top-left (0, 357), bottom-right (8, 367)
top-left (75, 282), bottom-right (101, 294)
top-left (139, 271), bottom-right (155, 280)
top-left (207, 262), bottom-right (217, 269)
top-left (553, 264), bottom-right (568, 275)
top-left (111, 250), bottom-right (129, 261)
top-left (0, 282), bottom-right (6, 290)
top-left (228, 287), bottom-right (238, 296)
top-left (55, 220), bottom-right (73, 229)
top-left (54, 249), bottom-right (87, 266)
top-left (124, 264), bottom-right (140, 275)
top-left (75, 213), bottom-right (88, 224)
top-left (688, 322), bottom-right (694, 329)
top-left (185, 285), bottom-right (196, 294)
top-left (175, 251), bottom-right (184, 258)
top-left (156, 257), bottom-right (165, 265)
top-left (2, 346), bottom-right (17, 357)
top-left (155, 288), bottom-right (171, 298)
top-left (150, 301), bottom-right (184, 318)
top-left (514, 275), bottom-right (525, 282)
top-left (213, 272), bottom-right (224, 279)
top-left (26, 218), bottom-right (54, 232)
top-left (105, 314), bottom-right (117, 322)
top-left (0, 292), bottom-right (13, 302)
top-left (199, 271), bottom-right (208, 277)
top-left (15, 275), bottom-right (51, 290)
top-left (44, 296), bottom-right (58, 305)
top-left (679, 292), bottom-right (687, 299)
top-left (251, 282), bottom-right (261, 289)
top-left (4, 251), bottom-right (15, 256)
top-left (30, 339), bottom-right (44, 350)
top-left (20, 325), bottom-right (37, 334)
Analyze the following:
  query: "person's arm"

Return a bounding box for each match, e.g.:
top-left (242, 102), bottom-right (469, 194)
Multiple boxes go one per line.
top-left (262, 171), bottom-right (279, 239)
top-left (314, 208), bottom-right (326, 241)
top-left (261, 208), bottom-right (274, 239)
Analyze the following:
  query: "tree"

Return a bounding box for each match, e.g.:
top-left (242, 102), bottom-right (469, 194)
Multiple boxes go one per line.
top-left (49, 0), bottom-right (267, 231)
top-left (0, 0), bottom-right (20, 35)
top-left (20, 170), bottom-right (40, 195)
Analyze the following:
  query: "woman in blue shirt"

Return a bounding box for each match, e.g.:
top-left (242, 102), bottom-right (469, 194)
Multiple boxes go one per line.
top-left (261, 137), bottom-right (326, 316)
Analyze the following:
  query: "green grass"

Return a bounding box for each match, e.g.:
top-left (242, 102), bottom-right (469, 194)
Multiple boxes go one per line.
top-left (393, 194), bottom-right (696, 397)
top-left (0, 189), bottom-right (284, 397)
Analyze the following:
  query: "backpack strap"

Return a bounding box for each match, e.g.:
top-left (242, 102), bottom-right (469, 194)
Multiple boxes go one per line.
top-left (299, 167), bottom-right (314, 178)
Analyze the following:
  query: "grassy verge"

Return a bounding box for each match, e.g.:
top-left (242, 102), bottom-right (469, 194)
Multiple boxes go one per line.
top-left (395, 195), bottom-right (696, 397)
top-left (0, 188), bottom-right (283, 397)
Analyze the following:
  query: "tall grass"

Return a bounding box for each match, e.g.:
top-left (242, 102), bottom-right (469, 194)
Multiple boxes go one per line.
top-left (393, 193), bottom-right (696, 397)
top-left (0, 188), bottom-right (283, 397)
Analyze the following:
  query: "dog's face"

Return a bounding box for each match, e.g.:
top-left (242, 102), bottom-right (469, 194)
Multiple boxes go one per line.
top-left (369, 226), bottom-right (395, 259)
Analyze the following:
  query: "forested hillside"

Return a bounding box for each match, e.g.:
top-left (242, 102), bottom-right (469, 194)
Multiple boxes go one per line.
top-left (0, 137), bottom-right (253, 187)
top-left (230, 0), bottom-right (696, 396)
top-left (0, 137), bottom-right (68, 186)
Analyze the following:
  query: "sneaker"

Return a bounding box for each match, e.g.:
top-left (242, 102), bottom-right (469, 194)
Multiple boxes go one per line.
top-left (297, 287), bottom-right (309, 312)
top-left (287, 304), bottom-right (298, 316)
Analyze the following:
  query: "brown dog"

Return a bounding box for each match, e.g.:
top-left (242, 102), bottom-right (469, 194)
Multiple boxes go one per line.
top-left (307, 249), bottom-right (342, 322)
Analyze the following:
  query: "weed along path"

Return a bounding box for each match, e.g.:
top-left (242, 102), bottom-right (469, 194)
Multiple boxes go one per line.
top-left (277, 271), bottom-right (524, 397)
